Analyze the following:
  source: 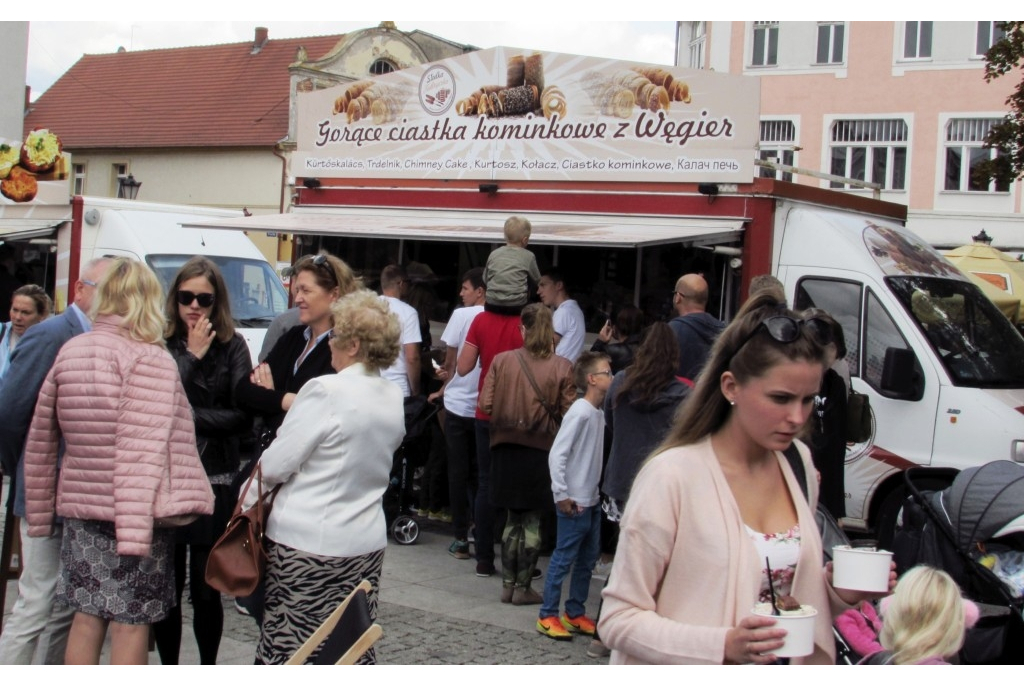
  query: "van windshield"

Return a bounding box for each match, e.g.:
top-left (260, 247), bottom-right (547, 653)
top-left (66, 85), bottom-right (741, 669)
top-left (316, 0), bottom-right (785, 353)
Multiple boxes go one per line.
top-left (887, 276), bottom-right (1024, 388)
top-left (147, 254), bottom-right (289, 327)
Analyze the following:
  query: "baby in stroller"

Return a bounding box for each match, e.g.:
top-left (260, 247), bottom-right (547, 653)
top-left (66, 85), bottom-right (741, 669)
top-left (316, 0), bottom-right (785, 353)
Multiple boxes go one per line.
top-left (856, 566), bottom-right (979, 665)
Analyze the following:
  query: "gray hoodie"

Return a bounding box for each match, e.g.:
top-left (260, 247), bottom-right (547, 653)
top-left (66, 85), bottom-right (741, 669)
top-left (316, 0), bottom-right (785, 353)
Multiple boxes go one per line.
top-left (602, 371), bottom-right (690, 503)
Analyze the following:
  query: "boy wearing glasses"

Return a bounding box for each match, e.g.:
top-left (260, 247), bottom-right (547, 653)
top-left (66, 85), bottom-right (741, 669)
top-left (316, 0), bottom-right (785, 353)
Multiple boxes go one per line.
top-left (536, 351), bottom-right (612, 641)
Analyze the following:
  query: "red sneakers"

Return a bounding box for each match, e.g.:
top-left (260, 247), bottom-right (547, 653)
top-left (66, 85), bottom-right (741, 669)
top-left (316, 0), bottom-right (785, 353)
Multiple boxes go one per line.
top-left (537, 616), bottom-right (573, 640)
top-left (561, 613), bottom-right (597, 636)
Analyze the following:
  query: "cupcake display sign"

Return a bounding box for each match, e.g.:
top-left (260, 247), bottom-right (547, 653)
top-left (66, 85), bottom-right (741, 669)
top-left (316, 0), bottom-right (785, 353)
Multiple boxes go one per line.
top-left (296, 47), bottom-right (759, 184)
top-left (1, 128), bottom-right (67, 204)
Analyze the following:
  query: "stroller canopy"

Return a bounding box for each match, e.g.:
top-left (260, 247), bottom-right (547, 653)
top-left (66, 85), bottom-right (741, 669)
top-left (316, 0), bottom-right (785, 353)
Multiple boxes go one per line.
top-left (941, 460), bottom-right (1024, 549)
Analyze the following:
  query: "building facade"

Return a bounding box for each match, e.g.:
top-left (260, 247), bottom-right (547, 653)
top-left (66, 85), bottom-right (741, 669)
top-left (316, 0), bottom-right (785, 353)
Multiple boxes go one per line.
top-left (24, 22), bottom-right (475, 261)
top-left (678, 21), bottom-right (1022, 249)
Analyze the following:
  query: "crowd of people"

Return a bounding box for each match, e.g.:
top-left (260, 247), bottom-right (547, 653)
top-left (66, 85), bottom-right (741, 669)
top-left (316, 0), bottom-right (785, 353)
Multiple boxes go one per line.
top-left (0, 214), bottom-right (976, 666)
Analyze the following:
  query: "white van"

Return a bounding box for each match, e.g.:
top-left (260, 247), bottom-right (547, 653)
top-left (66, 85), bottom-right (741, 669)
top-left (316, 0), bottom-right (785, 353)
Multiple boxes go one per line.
top-left (69, 198), bottom-right (290, 364)
top-left (775, 203), bottom-right (1024, 541)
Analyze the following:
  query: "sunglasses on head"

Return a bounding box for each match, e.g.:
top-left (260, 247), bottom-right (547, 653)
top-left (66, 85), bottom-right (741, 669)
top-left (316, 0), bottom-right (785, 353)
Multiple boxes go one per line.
top-left (732, 315), bottom-right (833, 360)
top-left (177, 290), bottom-right (215, 307)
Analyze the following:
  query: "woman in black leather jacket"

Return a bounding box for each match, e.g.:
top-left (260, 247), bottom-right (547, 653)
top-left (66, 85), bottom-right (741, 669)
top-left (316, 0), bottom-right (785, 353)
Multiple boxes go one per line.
top-left (153, 256), bottom-right (252, 665)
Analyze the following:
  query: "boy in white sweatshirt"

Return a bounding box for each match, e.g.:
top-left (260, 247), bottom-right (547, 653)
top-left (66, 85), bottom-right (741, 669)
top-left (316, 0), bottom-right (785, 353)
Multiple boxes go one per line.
top-left (536, 351), bottom-right (612, 640)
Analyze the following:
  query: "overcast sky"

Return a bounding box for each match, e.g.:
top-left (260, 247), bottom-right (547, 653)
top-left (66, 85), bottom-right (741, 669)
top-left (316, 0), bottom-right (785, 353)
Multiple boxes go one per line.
top-left (16, 7), bottom-right (1013, 100)
top-left (22, 19), bottom-right (678, 100)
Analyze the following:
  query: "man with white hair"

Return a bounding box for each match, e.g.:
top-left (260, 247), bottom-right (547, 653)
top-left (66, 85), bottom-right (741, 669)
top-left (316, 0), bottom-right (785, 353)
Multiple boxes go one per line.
top-left (0, 257), bottom-right (112, 664)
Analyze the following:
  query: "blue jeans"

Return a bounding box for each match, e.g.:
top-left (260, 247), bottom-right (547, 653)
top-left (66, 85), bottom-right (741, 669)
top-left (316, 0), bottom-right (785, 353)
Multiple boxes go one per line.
top-left (539, 504), bottom-right (601, 619)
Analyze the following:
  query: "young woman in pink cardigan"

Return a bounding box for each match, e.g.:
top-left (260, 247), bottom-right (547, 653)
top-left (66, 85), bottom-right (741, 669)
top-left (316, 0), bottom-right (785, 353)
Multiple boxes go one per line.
top-left (599, 292), bottom-right (894, 664)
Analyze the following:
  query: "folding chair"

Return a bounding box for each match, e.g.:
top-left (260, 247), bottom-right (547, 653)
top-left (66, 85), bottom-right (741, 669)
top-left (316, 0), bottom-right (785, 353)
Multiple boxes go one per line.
top-left (285, 579), bottom-right (383, 665)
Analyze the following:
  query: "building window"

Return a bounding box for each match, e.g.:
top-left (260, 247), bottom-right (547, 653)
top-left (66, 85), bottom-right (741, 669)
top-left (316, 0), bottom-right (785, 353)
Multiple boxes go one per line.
top-left (73, 164), bottom-right (86, 195)
top-left (976, 21), bottom-right (1006, 57)
top-left (759, 119), bottom-right (796, 182)
top-left (944, 118), bottom-right (1010, 192)
top-left (816, 22), bottom-right (845, 64)
top-left (751, 21), bottom-right (779, 67)
top-left (369, 59), bottom-right (396, 75)
top-left (903, 21), bottom-right (933, 59)
top-left (688, 22), bottom-right (706, 69)
top-left (830, 119), bottom-right (908, 191)
top-left (113, 163), bottom-right (128, 198)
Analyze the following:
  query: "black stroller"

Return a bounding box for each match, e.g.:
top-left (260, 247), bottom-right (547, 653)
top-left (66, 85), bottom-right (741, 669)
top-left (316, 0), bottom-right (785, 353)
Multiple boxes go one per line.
top-left (383, 395), bottom-right (440, 545)
top-left (892, 462), bottom-right (1024, 664)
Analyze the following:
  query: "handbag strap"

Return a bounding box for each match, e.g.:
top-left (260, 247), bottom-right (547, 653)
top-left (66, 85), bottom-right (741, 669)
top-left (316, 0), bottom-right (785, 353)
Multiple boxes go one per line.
top-left (514, 349), bottom-right (561, 425)
top-left (782, 444), bottom-right (810, 502)
top-left (235, 461), bottom-right (268, 520)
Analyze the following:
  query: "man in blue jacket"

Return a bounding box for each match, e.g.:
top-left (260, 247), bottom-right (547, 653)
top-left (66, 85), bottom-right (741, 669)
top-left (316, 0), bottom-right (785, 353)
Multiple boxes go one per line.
top-left (668, 273), bottom-right (725, 383)
top-left (0, 257), bottom-right (111, 664)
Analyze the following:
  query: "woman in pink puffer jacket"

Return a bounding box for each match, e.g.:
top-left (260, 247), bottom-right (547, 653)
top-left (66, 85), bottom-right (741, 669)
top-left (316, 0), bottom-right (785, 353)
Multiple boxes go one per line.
top-left (24, 258), bottom-right (213, 665)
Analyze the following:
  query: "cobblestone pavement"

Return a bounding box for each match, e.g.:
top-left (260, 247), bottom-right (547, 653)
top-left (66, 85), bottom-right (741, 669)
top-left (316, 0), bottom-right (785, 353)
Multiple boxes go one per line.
top-left (1, 485), bottom-right (606, 665)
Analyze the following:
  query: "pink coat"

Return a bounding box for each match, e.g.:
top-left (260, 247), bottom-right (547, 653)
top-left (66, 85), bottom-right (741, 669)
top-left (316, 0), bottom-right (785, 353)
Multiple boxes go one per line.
top-left (24, 315), bottom-right (213, 556)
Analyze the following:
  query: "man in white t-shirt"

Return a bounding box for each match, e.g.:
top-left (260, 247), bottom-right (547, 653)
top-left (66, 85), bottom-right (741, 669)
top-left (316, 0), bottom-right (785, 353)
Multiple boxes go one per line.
top-left (428, 268), bottom-right (485, 560)
top-left (538, 268), bottom-right (585, 362)
top-left (379, 264), bottom-right (422, 397)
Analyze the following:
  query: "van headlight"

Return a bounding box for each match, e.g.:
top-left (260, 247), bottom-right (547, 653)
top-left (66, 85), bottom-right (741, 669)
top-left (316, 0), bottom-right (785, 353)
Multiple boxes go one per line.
top-left (1014, 440), bottom-right (1024, 463)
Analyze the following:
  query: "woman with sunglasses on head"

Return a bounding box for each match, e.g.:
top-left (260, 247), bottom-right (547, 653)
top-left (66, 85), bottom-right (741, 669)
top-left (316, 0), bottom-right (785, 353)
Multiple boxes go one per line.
top-left (599, 292), bottom-right (894, 665)
top-left (237, 252), bottom-right (360, 438)
top-left (152, 256), bottom-right (252, 665)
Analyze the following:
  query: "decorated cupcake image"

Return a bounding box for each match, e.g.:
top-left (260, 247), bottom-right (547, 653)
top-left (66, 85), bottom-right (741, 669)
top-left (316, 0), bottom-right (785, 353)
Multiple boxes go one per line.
top-left (20, 128), bottom-right (63, 173)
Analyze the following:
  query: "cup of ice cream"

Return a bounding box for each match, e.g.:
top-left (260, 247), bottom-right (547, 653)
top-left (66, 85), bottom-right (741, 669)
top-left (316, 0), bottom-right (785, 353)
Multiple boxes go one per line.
top-left (832, 545), bottom-right (893, 592)
top-left (751, 600), bottom-right (817, 658)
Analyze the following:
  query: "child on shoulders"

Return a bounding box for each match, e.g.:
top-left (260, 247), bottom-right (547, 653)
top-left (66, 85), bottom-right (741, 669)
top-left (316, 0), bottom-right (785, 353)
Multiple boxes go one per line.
top-left (484, 216), bottom-right (540, 315)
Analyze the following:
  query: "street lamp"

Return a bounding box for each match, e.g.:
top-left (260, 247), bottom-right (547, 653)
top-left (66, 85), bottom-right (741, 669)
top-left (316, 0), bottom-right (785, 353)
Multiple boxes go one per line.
top-left (118, 173), bottom-right (142, 200)
top-left (972, 229), bottom-right (993, 245)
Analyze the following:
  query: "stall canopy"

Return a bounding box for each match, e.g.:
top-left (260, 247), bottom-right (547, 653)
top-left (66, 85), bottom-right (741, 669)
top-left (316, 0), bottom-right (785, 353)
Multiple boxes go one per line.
top-left (180, 208), bottom-right (745, 249)
top-left (945, 243), bottom-right (1024, 323)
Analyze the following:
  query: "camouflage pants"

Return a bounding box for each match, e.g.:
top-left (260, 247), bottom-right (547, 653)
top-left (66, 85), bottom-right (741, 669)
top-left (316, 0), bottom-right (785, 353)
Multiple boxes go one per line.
top-left (501, 509), bottom-right (541, 589)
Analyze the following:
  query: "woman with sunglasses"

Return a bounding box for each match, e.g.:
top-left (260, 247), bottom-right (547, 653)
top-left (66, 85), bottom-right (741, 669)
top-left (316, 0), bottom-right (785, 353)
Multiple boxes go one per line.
top-left (237, 252), bottom-right (359, 438)
top-left (152, 256), bottom-right (252, 665)
top-left (599, 292), bottom-right (893, 664)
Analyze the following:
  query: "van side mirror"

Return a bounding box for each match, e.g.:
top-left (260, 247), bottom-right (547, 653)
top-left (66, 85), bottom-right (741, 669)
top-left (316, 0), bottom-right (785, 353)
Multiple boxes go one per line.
top-left (881, 347), bottom-right (923, 401)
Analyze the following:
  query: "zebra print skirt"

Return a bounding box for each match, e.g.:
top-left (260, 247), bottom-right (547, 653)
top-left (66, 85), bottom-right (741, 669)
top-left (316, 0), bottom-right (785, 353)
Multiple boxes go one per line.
top-left (255, 539), bottom-right (384, 665)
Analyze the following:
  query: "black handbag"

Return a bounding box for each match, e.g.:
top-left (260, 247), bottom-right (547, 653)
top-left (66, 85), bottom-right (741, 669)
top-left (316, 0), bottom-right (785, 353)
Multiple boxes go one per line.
top-left (846, 390), bottom-right (873, 443)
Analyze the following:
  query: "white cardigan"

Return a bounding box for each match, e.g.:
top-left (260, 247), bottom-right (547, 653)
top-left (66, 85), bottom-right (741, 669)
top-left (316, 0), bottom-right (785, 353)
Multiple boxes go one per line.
top-left (250, 362), bottom-right (406, 557)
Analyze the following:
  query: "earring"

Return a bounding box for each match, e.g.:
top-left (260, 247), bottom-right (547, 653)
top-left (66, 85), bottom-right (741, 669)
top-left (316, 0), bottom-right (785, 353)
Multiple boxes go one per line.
top-left (728, 400), bottom-right (735, 406)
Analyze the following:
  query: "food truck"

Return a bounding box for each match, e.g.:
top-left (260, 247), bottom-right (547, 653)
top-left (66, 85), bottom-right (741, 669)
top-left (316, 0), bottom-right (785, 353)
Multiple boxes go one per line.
top-left (179, 47), bottom-right (1024, 540)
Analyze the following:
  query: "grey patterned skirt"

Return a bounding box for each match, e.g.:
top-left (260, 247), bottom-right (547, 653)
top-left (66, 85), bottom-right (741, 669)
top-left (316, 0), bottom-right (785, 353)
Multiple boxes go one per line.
top-left (57, 518), bottom-right (175, 624)
top-left (256, 539), bottom-right (384, 665)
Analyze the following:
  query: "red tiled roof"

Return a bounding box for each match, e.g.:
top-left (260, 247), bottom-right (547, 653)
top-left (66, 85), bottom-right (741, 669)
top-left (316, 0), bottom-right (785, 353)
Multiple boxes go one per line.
top-left (25, 34), bottom-right (345, 148)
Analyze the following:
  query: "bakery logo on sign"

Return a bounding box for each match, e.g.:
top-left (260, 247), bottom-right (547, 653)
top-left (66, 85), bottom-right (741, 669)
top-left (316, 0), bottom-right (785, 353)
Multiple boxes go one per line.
top-left (419, 65), bottom-right (455, 116)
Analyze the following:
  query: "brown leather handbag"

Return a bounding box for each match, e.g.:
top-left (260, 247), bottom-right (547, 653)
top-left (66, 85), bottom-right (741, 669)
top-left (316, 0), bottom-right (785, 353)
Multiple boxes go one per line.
top-left (205, 462), bottom-right (277, 597)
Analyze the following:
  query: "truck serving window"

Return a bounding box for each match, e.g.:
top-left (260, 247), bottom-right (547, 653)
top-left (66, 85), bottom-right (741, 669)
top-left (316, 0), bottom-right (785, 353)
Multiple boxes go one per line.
top-left (887, 276), bottom-right (1024, 388)
top-left (147, 254), bottom-right (289, 328)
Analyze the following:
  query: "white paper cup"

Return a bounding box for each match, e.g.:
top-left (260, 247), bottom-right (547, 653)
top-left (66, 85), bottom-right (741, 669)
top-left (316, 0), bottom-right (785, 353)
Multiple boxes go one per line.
top-left (751, 603), bottom-right (818, 658)
top-left (832, 545), bottom-right (893, 592)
